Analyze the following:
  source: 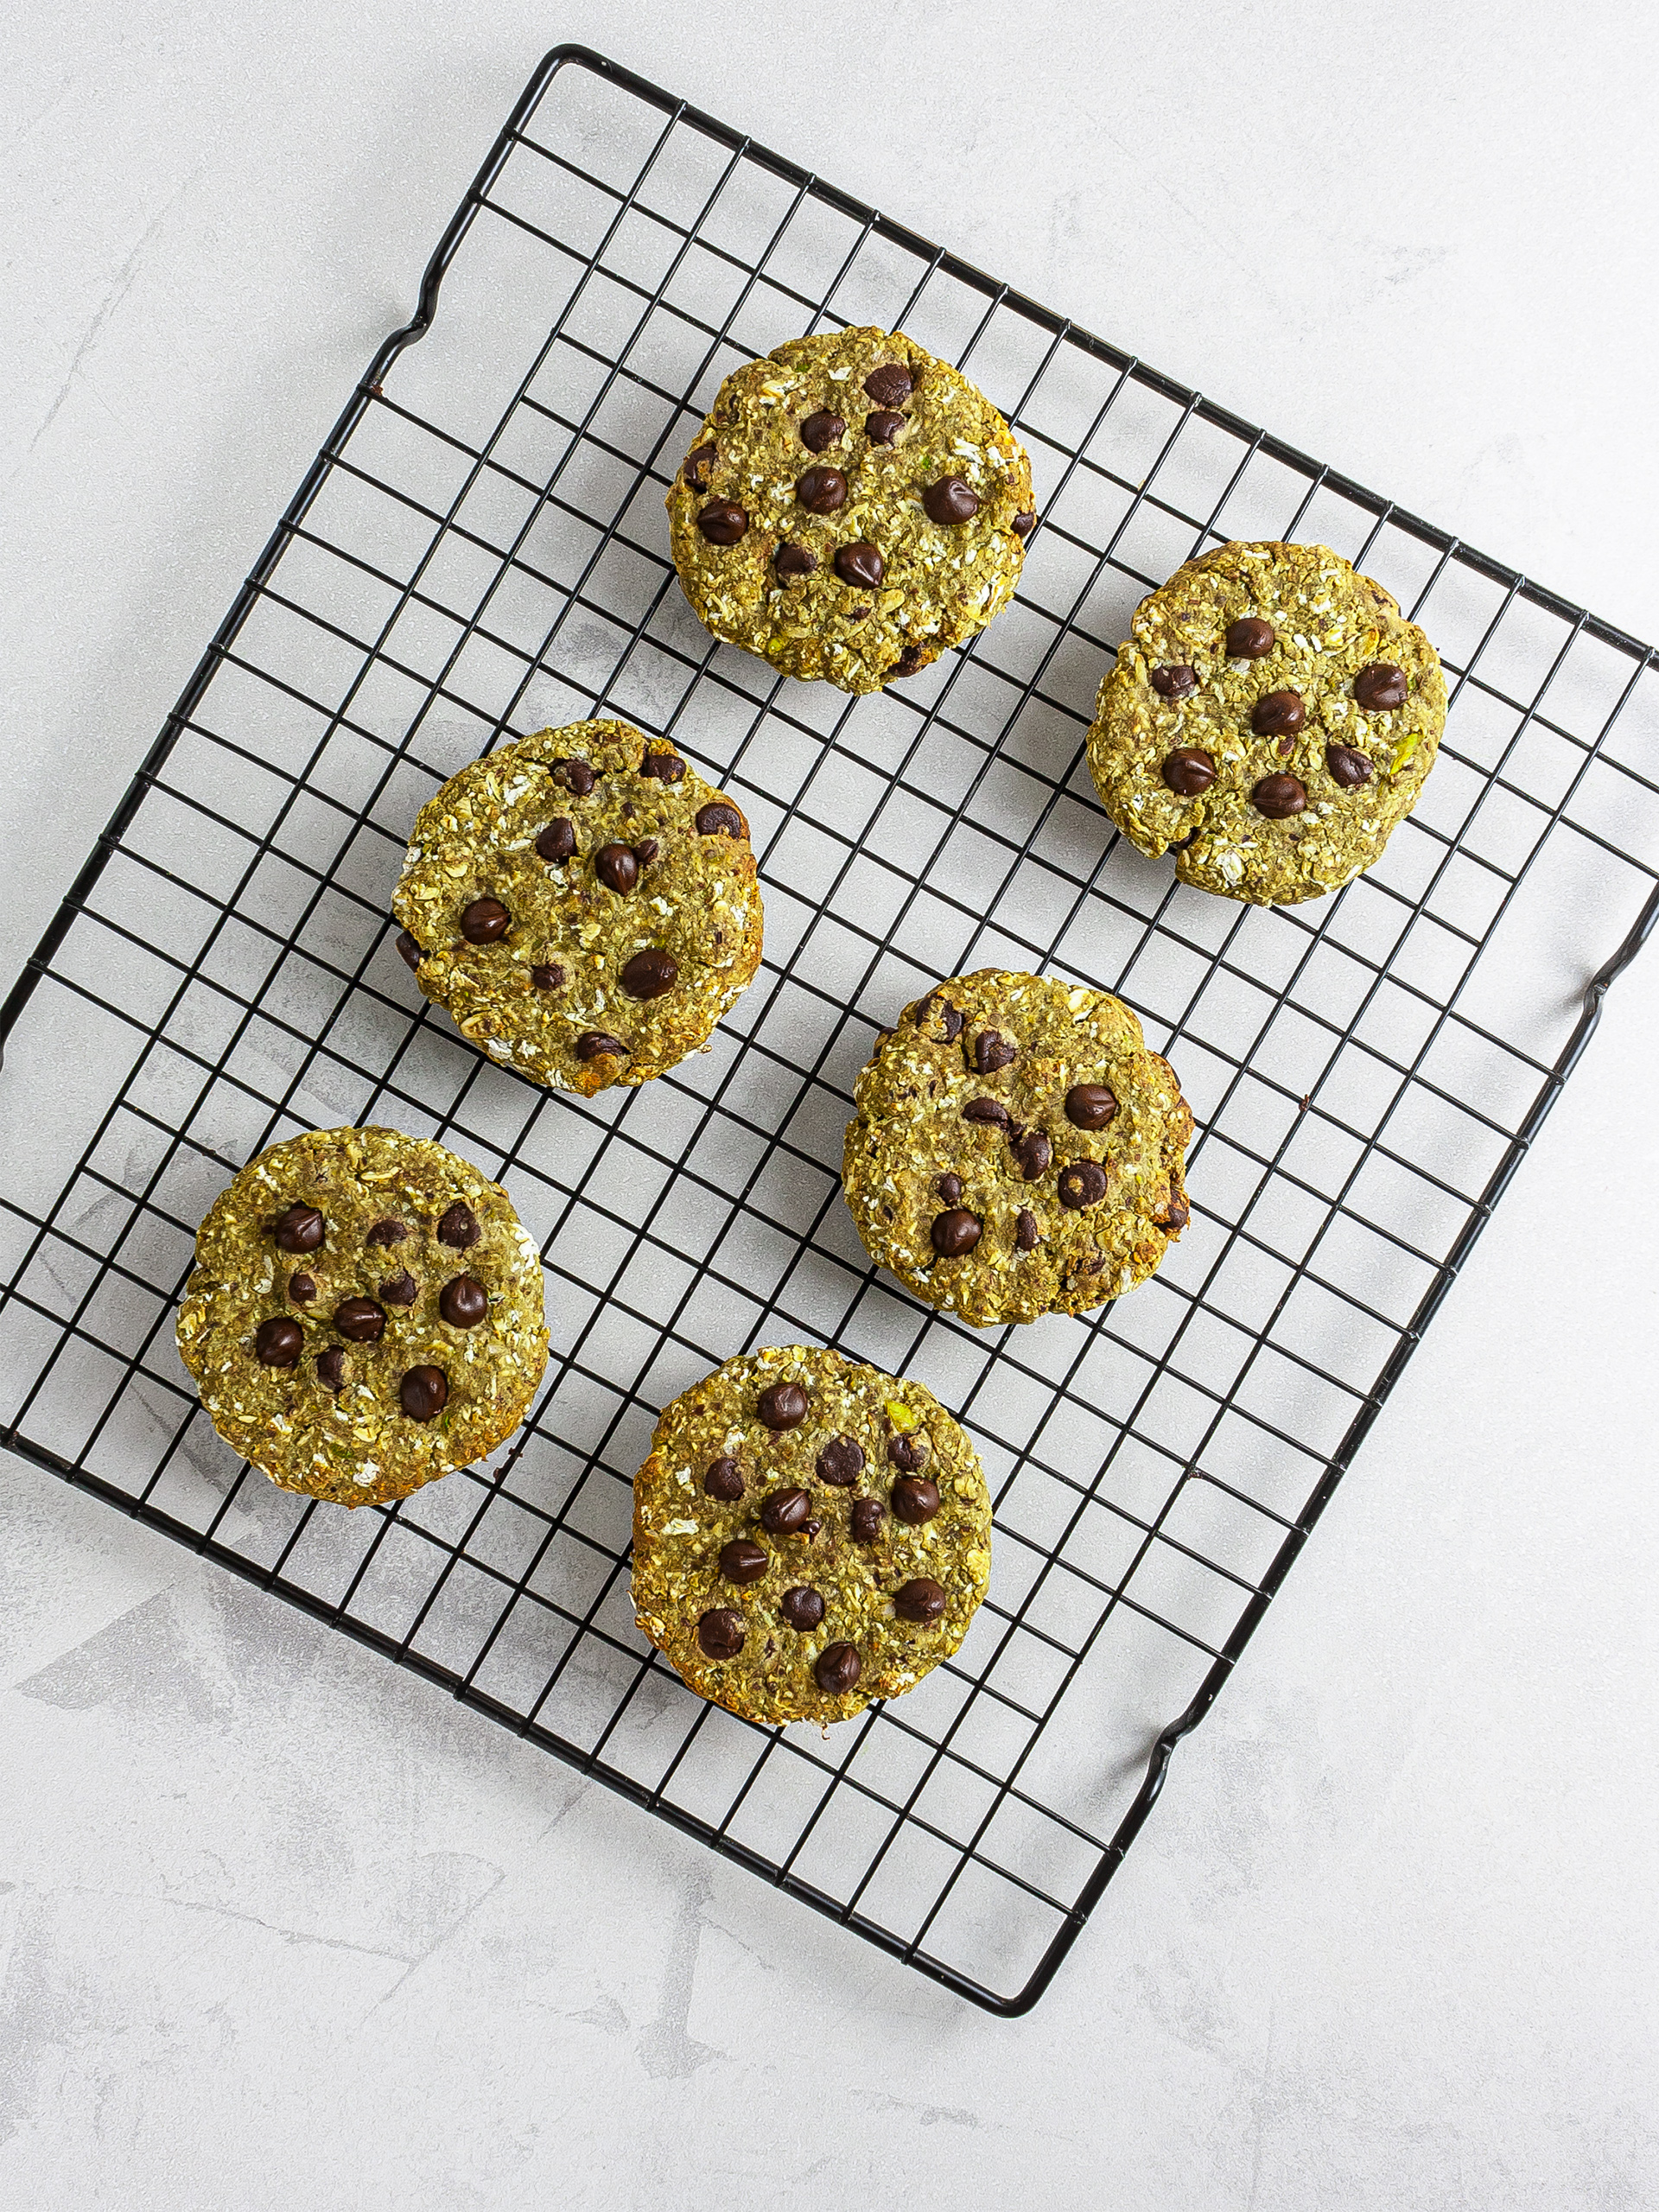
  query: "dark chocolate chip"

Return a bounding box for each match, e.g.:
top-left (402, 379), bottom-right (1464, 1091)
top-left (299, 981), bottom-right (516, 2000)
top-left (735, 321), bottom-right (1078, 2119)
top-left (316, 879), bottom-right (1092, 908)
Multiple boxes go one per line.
top-left (887, 1432), bottom-right (927, 1472)
top-left (399, 1365), bottom-right (448, 1421)
top-left (850, 1497), bottom-right (886, 1543)
top-left (1058, 1160), bottom-right (1109, 1210)
top-left (774, 541), bottom-right (817, 581)
top-left (865, 409), bottom-right (906, 445)
top-left (1012, 1129), bottom-right (1052, 1181)
top-left (1252, 690), bottom-right (1306, 738)
top-left (1226, 616), bottom-right (1275, 658)
top-left (272, 1205), bottom-right (324, 1255)
top-left (334, 1297), bottom-right (385, 1344)
top-left (396, 930), bottom-right (423, 971)
top-left (916, 993), bottom-right (963, 1042)
top-left (1355, 661), bottom-right (1408, 711)
top-left (575, 1032), bottom-right (627, 1062)
top-left (535, 817), bottom-right (575, 863)
top-left (1169, 829), bottom-right (1198, 852)
top-left (1160, 1198), bottom-right (1192, 1232)
top-left (436, 1201), bottom-right (479, 1249)
top-left (936, 1173), bottom-right (963, 1205)
top-left (1151, 664), bottom-right (1199, 699)
top-left (1252, 772), bottom-right (1307, 818)
top-left (757, 1380), bottom-right (808, 1431)
top-left (697, 1608), bottom-right (745, 1660)
top-left (620, 948), bottom-right (678, 1000)
top-left (891, 1476), bottom-right (941, 1525)
top-left (760, 1486), bottom-right (812, 1536)
top-left (1012, 509), bottom-right (1037, 539)
top-left (1065, 1084), bottom-right (1118, 1130)
top-left (796, 465), bottom-right (848, 514)
top-left (719, 1537), bottom-right (768, 1585)
top-left (816, 1435), bottom-right (864, 1487)
top-left (315, 1346), bottom-right (346, 1392)
top-left (640, 748), bottom-right (685, 782)
top-left (931, 1208), bottom-right (982, 1257)
top-left (1326, 742), bottom-right (1374, 788)
top-left (365, 1217), bottom-right (407, 1247)
top-left (780, 1586), bottom-right (825, 1631)
top-left (287, 1271), bottom-right (317, 1304)
top-left (863, 363), bottom-right (913, 407)
top-left (1162, 747), bottom-right (1217, 796)
top-left (922, 474), bottom-right (981, 525)
top-left (890, 643), bottom-right (929, 678)
top-left (893, 1577), bottom-right (947, 1625)
top-left (683, 443), bottom-right (716, 490)
top-left (460, 897), bottom-right (510, 944)
top-left (696, 801), bottom-right (745, 837)
top-left (1015, 1208), bottom-right (1040, 1250)
top-left (696, 499), bottom-right (748, 544)
top-left (814, 1642), bottom-right (861, 1694)
top-left (834, 541), bottom-right (884, 588)
top-left (799, 410), bottom-right (845, 453)
top-left (555, 758), bottom-right (596, 796)
top-left (378, 1269), bottom-right (417, 1306)
top-left (531, 963), bottom-right (565, 991)
top-left (704, 1457), bottom-right (745, 1502)
top-left (439, 1275), bottom-right (487, 1328)
top-left (972, 1029), bottom-right (1016, 1074)
top-left (632, 842), bottom-right (660, 871)
top-left (595, 842), bottom-right (639, 895)
top-left (254, 1316), bottom-right (302, 1367)
top-left (963, 1096), bottom-right (1011, 1128)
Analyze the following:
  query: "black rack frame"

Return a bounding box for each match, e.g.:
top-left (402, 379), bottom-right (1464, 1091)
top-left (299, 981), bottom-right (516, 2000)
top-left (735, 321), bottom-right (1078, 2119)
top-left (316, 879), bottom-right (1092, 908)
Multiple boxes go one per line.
top-left (2, 46), bottom-right (1656, 2015)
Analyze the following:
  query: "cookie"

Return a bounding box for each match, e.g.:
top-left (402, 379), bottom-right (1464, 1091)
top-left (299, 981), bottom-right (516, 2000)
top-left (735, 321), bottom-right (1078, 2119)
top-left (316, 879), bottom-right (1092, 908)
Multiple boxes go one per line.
top-left (1087, 540), bottom-right (1446, 906)
top-left (665, 325), bottom-right (1036, 695)
top-left (391, 721), bottom-right (764, 1095)
top-left (632, 1346), bottom-right (992, 1725)
top-left (842, 970), bottom-right (1192, 1328)
top-left (175, 1125), bottom-right (549, 1507)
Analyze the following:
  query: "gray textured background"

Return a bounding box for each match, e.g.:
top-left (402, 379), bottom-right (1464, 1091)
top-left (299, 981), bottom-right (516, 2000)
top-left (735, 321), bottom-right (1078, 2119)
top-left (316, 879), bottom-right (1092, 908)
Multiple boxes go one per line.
top-left (3, 3), bottom-right (1656, 2206)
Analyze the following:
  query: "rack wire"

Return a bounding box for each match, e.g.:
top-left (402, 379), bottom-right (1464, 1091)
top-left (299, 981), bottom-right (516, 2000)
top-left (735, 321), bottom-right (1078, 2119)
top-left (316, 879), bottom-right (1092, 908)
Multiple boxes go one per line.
top-left (3, 46), bottom-right (1656, 2016)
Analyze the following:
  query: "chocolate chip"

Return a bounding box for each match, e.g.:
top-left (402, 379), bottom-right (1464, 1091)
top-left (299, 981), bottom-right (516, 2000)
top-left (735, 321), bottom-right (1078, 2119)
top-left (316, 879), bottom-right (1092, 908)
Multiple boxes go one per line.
top-left (891, 1476), bottom-right (940, 1525)
top-left (436, 1201), bottom-right (479, 1249)
top-left (1169, 830), bottom-right (1198, 852)
top-left (1326, 742), bottom-right (1374, 788)
top-left (641, 748), bottom-right (685, 782)
top-left (555, 758), bottom-right (596, 796)
top-left (399, 1365), bottom-right (448, 1421)
top-left (816, 1435), bottom-right (864, 1486)
top-left (1355, 661), bottom-right (1408, 711)
top-left (439, 1275), bottom-right (487, 1328)
top-left (799, 410), bottom-right (844, 452)
top-left (760, 1486), bottom-right (812, 1535)
top-left (1012, 509), bottom-right (1037, 539)
top-left (780, 1586), bottom-right (825, 1631)
top-left (972, 1029), bottom-right (1016, 1074)
top-left (1160, 1198), bottom-right (1191, 1232)
top-left (887, 1432), bottom-right (927, 1472)
top-left (931, 1208), bottom-right (982, 1257)
top-left (890, 643), bottom-right (929, 678)
top-left (1012, 1129), bottom-right (1052, 1181)
top-left (704, 1457), bottom-right (745, 1501)
top-left (834, 541), bottom-right (884, 588)
top-left (719, 1538), bottom-right (768, 1585)
top-left (396, 930), bottom-right (423, 971)
top-left (863, 363), bottom-right (912, 407)
top-left (774, 541), bottom-right (817, 581)
top-left (916, 993), bottom-right (963, 1043)
top-left (963, 1096), bottom-right (1011, 1128)
top-left (271, 1205), bottom-right (323, 1254)
top-left (334, 1297), bottom-right (385, 1344)
top-left (1252, 691), bottom-right (1306, 740)
top-left (461, 897), bottom-right (510, 944)
top-left (1151, 664), bottom-right (1199, 699)
top-left (696, 499), bottom-right (748, 544)
top-left (757, 1380), bottom-right (808, 1431)
top-left (1065, 1084), bottom-right (1118, 1130)
top-left (535, 817), bottom-right (575, 862)
top-left (620, 948), bottom-right (678, 1000)
top-left (1015, 1209), bottom-right (1040, 1250)
top-left (683, 443), bottom-right (716, 490)
top-left (288, 1271), bottom-right (317, 1304)
top-left (576, 1032), bottom-right (627, 1062)
top-left (850, 1497), bottom-right (886, 1543)
top-left (936, 1173), bottom-right (963, 1205)
top-left (893, 1577), bottom-right (947, 1625)
top-left (1226, 616), bottom-right (1275, 658)
top-left (531, 963), bottom-right (564, 991)
top-left (365, 1218), bottom-right (407, 1247)
top-left (815, 1642), bottom-right (861, 1694)
top-left (1058, 1160), bottom-right (1109, 1210)
top-left (796, 465), bottom-right (848, 514)
top-left (315, 1347), bottom-right (346, 1392)
top-left (595, 843), bottom-right (639, 895)
top-left (1252, 772), bottom-right (1307, 818)
top-left (866, 409), bottom-right (906, 445)
top-left (630, 842), bottom-right (659, 874)
top-left (689, 804), bottom-right (743, 846)
top-left (1162, 747), bottom-right (1217, 796)
top-left (254, 1316), bottom-right (302, 1367)
top-left (923, 475), bottom-right (981, 525)
top-left (697, 1608), bottom-right (745, 1659)
top-left (378, 1269), bottom-right (417, 1306)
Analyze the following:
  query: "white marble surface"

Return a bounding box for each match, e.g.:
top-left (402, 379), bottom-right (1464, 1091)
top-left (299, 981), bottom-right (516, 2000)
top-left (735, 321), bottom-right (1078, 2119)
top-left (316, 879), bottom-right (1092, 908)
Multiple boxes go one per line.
top-left (3, 3), bottom-right (1657, 2204)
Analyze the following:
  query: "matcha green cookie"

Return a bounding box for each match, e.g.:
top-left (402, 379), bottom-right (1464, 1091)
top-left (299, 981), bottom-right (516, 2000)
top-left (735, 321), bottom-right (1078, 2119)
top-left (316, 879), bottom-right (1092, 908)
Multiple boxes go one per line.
top-left (1087, 540), bottom-right (1446, 905)
top-left (391, 721), bottom-right (763, 1095)
top-left (176, 1126), bottom-right (549, 1507)
top-left (666, 325), bottom-right (1035, 695)
top-left (842, 970), bottom-right (1192, 1328)
top-left (632, 1346), bottom-right (992, 1726)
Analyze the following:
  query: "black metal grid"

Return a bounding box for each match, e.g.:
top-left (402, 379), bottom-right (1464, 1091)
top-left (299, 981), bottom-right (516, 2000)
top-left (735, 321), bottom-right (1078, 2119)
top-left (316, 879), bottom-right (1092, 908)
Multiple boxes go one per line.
top-left (3, 46), bottom-right (1656, 2016)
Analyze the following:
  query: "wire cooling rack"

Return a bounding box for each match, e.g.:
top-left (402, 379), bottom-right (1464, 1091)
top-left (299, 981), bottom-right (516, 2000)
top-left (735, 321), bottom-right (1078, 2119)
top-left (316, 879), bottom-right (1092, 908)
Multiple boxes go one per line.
top-left (3, 47), bottom-right (1656, 2016)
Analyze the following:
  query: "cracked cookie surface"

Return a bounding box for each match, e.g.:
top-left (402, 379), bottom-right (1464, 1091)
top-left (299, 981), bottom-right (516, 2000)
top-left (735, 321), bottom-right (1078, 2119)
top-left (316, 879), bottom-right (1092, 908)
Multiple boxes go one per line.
top-left (842, 970), bottom-right (1192, 1327)
top-left (1087, 540), bottom-right (1446, 905)
top-left (666, 325), bottom-right (1034, 695)
top-left (391, 721), bottom-right (763, 1094)
top-left (175, 1125), bottom-right (549, 1507)
top-left (632, 1345), bottom-right (992, 1726)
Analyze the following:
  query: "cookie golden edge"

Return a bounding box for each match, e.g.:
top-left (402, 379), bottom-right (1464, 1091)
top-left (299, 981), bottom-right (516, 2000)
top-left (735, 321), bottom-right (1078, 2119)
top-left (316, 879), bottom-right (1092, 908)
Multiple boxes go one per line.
top-left (842, 969), bottom-right (1192, 1327)
top-left (175, 1125), bottom-right (549, 1507)
top-left (632, 1345), bottom-right (992, 1726)
top-left (1086, 539), bottom-right (1446, 906)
